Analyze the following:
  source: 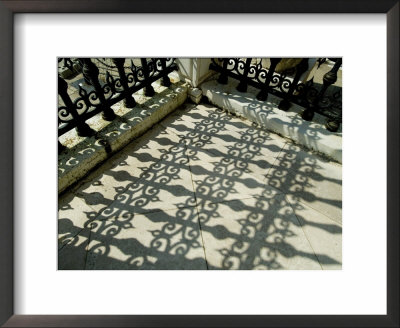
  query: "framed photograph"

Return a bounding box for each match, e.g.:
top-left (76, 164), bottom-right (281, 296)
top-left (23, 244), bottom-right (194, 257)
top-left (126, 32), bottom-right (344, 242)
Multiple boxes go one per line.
top-left (1, 0), bottom-right (398, 327)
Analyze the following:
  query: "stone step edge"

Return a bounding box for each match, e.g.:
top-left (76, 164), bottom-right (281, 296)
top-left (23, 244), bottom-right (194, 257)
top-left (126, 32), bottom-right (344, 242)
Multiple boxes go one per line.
top-left (200, 79), bottom-right (342, 164)
top-left (58, 82), bottom-right (189, 194)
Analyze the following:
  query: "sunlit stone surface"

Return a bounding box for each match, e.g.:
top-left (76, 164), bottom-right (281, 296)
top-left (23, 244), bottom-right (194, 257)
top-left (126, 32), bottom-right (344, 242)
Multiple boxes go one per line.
top-left (58, 103), bottom-right (342, 270)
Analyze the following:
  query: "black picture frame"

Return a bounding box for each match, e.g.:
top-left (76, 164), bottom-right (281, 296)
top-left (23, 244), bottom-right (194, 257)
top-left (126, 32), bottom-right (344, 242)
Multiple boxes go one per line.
top-left (1, 1), bottom-right (398, 327)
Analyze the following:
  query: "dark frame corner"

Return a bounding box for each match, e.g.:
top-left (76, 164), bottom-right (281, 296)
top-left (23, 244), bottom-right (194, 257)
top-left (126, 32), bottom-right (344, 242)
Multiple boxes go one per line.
top-left (1, 1), bottom-right (398, 327)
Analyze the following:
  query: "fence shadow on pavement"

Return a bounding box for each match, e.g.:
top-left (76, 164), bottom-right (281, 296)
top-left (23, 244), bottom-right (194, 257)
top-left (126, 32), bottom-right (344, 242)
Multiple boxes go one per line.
top-left (58, 103), bottom-right (342, 270)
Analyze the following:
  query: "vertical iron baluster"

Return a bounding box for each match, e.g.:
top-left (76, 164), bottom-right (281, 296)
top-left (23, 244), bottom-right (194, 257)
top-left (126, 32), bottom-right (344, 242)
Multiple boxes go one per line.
top-left (217, 58), bottom-right (229, 84)
top-left (140, 58), bottom-right (155, 97)
top-left (278, 58), bottom-right (309, 111)
top-left (112, 58), bottom-right (136, 108)
top-left (79, 58), bottom-right (116, 121)
top-left (78, 60), bottom-right (92, 85)
top-left (58, 75), bottom-right (93, 137)
top-left (160, 59), bottom-right (171, 87)
top-left (325, 85), bottom-right (342, 132)
top-left (236, 58), bottom-right (252, 92)
top-left (302, 58), bottom-right (342, 121)
top-left (256, 58), bottom-right (281, 101)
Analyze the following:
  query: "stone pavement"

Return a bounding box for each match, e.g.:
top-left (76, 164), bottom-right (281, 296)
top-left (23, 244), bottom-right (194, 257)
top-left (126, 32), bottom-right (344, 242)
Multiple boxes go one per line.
top-left (58, 103), bottom-right (342, 270)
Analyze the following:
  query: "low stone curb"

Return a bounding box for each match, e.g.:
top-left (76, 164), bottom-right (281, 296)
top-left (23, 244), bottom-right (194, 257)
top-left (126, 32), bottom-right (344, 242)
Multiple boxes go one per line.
top-left (58, 82), bottom-right (188, 194)
top-left (201, 79), bottom-right (342, 163)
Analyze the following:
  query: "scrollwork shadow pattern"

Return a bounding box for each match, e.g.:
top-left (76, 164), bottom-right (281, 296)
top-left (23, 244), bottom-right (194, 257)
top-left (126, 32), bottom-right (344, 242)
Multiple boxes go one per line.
top-left (59, 103), bottom-right (342, 270)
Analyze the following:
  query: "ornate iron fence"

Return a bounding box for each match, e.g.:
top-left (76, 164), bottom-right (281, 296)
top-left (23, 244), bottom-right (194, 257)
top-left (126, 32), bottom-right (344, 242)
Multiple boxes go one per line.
top-left (58, 58), bottom-right (177, 150)
top-left (209, 58), bottom-right (342, 132)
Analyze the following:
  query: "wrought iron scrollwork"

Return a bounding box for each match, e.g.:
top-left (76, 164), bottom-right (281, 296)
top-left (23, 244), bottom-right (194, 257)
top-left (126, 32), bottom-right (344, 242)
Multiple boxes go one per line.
top-left (112, 58), bottom-right (136, 108)
top-left (210, 57), bottom-right (342, 131)
top-left (302, 58), bottom-right (342, 124)
top-left (58, 58), bottom-right (178, 143)
top-left (140, 58), bottom-right (155, 97)
top-left (58, 76), bottom-right (94, 137)
top-left (278, 58), bottom-right (309, 111)
top-left (256, 58), bottom-right (281, 101)
top-left (78, 58), bottom-right (116, 121)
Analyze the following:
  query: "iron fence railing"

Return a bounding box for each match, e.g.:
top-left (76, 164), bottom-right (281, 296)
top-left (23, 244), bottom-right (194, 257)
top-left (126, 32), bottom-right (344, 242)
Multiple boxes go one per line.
top-left (58, 58), bottom-right (177, 151)
top-left (209, 58), bottom-right (342, 132)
